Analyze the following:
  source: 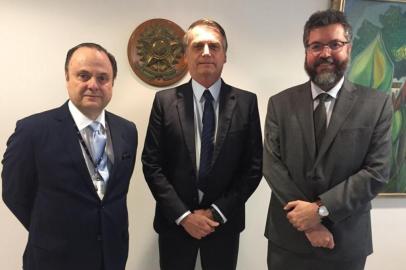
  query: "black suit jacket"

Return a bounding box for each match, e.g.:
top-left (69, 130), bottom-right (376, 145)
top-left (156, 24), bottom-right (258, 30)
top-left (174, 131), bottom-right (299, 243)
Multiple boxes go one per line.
top-left (263, 80), bottom-right (392, 261)
top-left (142, 80), bottom-right (262, 236)
top-left (2, 102), bottom-right (137, 270)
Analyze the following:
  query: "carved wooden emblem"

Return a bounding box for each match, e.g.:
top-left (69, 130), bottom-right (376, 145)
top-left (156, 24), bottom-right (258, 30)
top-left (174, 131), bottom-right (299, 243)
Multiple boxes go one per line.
top-left (128, 18), bottom-right (187, 87)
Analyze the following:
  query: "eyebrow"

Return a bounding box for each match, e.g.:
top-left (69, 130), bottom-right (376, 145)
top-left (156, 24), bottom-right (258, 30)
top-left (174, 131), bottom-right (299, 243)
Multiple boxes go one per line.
top-left (192, 40), bottom-right (221, 45)
top-left (76, 69), bottom-right (109, 75)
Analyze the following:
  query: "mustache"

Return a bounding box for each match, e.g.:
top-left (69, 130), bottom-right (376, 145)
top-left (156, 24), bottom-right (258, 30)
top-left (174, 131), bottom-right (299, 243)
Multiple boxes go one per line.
top-left (314, 57), bottom-right (335, 67)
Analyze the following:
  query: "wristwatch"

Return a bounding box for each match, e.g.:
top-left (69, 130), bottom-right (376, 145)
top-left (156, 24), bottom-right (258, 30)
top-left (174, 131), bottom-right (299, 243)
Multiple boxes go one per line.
top-left (318, 204), bottom-right (329, 218)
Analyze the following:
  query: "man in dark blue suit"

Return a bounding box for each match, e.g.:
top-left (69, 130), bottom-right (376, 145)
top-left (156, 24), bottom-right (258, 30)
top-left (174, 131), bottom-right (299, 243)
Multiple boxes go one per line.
top-left (2, 43), bottom-right (137, 270)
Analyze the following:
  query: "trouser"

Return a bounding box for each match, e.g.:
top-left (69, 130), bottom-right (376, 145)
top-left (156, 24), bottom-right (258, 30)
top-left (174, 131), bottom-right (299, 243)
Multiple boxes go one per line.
top-left (267, 241), bottom-right (367, 270)
top-left (159, 232), bottom-right (239, 270)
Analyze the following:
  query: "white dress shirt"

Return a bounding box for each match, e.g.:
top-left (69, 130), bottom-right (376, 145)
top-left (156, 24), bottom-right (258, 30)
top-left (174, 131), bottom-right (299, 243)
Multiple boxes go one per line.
top-left (311, 76), bottom-right (344, 127)
top-left (68, 101), bottom-right (114, 198)
top-left (175, 79), bottom-right (227, 225)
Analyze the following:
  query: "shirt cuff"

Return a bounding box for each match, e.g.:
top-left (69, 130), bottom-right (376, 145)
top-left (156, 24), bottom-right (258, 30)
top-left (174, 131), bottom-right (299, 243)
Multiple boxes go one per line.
top-left (211, 204), bottom-right (227, 223)
top-left (175, 211), bottom-right (191, 225)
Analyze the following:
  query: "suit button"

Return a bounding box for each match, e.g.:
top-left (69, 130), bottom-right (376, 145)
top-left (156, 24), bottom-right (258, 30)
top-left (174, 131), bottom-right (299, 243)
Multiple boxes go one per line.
top-left (97, 234), bottom-right (102, 241)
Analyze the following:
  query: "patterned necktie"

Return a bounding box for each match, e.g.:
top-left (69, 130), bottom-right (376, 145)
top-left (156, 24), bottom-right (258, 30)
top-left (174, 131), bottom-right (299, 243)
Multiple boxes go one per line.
top-left (198, 90), bottom-right (215, 193)
top-left (88, 121), bottom-right (109, 197)
top-left (314, 93), bottom-right (329, 153)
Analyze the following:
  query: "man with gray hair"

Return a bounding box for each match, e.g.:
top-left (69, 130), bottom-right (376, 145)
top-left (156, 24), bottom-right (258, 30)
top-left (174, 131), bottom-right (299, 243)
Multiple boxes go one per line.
top-left (263, 10), bottom-right (392, 270)
top-left (142, 19), bottom-right (262, 270)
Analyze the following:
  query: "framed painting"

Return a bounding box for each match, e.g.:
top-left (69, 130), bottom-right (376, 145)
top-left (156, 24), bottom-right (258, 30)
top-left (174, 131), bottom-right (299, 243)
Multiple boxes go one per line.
top-left (331, 0), bottom-right (406, 194)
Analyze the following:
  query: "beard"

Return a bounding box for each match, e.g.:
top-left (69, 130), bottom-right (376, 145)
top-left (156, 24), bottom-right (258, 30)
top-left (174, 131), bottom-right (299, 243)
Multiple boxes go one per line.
top-left (305, 56), bottom-right (349, 91)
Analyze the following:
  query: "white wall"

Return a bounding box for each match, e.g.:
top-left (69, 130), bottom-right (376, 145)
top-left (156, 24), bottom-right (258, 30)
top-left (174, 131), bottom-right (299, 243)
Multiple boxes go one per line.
top-left (0, 0), bottom-right (404, 269)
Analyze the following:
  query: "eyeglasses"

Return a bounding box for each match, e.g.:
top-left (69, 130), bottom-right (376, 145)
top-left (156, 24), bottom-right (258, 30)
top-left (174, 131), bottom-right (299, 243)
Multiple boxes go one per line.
top-left (306, 40), bottom-right (350, 54)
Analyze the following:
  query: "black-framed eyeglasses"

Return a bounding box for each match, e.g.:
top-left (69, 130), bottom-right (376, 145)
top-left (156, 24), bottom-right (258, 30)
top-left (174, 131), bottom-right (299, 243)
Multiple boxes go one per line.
top-left (306, 40), bottom-right (350, 53)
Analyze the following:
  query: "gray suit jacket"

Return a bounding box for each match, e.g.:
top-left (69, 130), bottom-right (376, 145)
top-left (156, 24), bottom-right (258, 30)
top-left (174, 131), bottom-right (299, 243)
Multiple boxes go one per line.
top-left (263, 79), bottom-right (392, 261)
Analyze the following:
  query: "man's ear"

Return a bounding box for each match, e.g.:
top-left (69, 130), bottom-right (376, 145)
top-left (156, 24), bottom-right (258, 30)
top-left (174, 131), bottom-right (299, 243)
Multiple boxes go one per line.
top-left (184, 49), bottom-right (189, 64)
top-left (347, 43), bottom-right (352, 54)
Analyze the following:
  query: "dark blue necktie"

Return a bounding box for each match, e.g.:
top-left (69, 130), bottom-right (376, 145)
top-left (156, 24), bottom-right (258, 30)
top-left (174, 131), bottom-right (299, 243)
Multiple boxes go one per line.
top-left (198, 90), bottom-right (215, 193)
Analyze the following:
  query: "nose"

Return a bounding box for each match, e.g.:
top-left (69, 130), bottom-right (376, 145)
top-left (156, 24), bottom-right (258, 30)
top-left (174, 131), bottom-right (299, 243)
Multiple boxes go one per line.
top-left (87, 77), bottom-right (98, 90)
top-left (202, 43), bottom-right (211, 56)
top-left (319, 45), bottom-right (332, 57)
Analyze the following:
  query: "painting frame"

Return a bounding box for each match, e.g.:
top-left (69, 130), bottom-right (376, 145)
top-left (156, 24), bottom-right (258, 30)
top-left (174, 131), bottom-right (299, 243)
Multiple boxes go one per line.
top-left (332, 0), bottom-right (406, 10)
top-left (331, 0), bottom-right (406, 195)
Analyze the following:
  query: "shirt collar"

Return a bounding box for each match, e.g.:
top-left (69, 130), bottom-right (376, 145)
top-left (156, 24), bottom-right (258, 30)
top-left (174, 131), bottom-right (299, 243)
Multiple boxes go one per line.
top-left (68, 100), bottom-right (106, 131)
top-left (192, 78), bottom-right (221, 103)
top-left (311, 76), bottom-right (344, 100)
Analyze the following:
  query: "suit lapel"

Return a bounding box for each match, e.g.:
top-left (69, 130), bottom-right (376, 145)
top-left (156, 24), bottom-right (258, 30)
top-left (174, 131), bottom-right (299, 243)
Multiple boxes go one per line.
top-left (315, 80), bottom-right (357, 164)
top-left (293, 82), bottom-right (317, 160)
top-left (212, 82), bottom-right (236, 166)
top-left (176, 83), bottom-right (197, 172)
top-left (104, 112), bottom-right (122, 195)
top-left (54, 102), bottom-right (100, 199)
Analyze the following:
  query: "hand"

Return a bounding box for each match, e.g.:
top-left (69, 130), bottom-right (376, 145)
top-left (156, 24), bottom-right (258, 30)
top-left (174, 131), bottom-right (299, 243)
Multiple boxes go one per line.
top-left (304, 223), bottom-right (335, 249)
top-left (193, 209), bottom-right (214, 220)
top-left (284, 200), bottom-right (320, 231)
top-left (180, 212), bottom-right (219, 239)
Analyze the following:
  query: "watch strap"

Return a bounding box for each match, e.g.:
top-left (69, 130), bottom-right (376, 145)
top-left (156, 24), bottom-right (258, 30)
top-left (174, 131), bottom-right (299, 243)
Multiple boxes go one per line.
top-left (209, 207), bottom-right (224, 224)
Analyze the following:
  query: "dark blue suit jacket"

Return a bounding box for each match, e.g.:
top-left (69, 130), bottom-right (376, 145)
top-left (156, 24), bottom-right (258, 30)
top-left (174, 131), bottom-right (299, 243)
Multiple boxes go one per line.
top-left (2, 102), bottom-right (137, 270)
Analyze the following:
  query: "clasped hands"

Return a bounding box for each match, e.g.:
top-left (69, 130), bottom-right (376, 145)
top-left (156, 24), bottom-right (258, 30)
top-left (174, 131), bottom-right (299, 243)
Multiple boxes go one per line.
top-left (180, 209), bottom-right (219, 239)
top-left (284, 200), bottom-right (335, 249)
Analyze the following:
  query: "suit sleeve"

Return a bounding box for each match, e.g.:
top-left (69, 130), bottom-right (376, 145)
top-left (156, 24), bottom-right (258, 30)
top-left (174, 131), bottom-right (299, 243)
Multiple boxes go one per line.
top-left (142, 94), bottom-right (189, 222)
top-left (263, 97), bottom-right (310, 205)
top-left (319, 94), bottom-right (393, 223)
top-left (2, 120), bottom-right (38, 230)
top-left (212, 95), bottom-right (263, 218)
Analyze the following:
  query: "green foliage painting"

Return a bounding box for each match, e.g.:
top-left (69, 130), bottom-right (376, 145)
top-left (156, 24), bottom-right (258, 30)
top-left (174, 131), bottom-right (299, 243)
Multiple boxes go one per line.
top-left (344, 0), bottom-right (406, 193)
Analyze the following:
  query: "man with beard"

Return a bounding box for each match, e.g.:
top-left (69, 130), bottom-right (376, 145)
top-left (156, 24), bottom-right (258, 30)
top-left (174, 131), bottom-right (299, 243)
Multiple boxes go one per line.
top-left (263, 10), bottom-right (392, 270)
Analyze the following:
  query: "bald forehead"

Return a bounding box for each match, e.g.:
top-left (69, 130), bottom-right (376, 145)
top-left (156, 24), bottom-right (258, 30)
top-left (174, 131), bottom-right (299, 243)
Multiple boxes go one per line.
top-left (69, 47), bottom-right (109, 65)
top-left (68, 47), bottom-right (113, 75)
top-left (66, 46), bottom-right (114, 83)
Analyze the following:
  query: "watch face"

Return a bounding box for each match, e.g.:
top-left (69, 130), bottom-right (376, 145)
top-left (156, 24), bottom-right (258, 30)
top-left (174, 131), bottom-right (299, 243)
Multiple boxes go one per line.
top-left (318, 205), bottom-right (329, 217)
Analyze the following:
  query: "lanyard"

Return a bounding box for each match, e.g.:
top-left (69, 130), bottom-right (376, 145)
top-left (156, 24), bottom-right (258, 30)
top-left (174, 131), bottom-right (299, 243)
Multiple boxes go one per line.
top-left (73, 123), bottom-right (105, 180)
